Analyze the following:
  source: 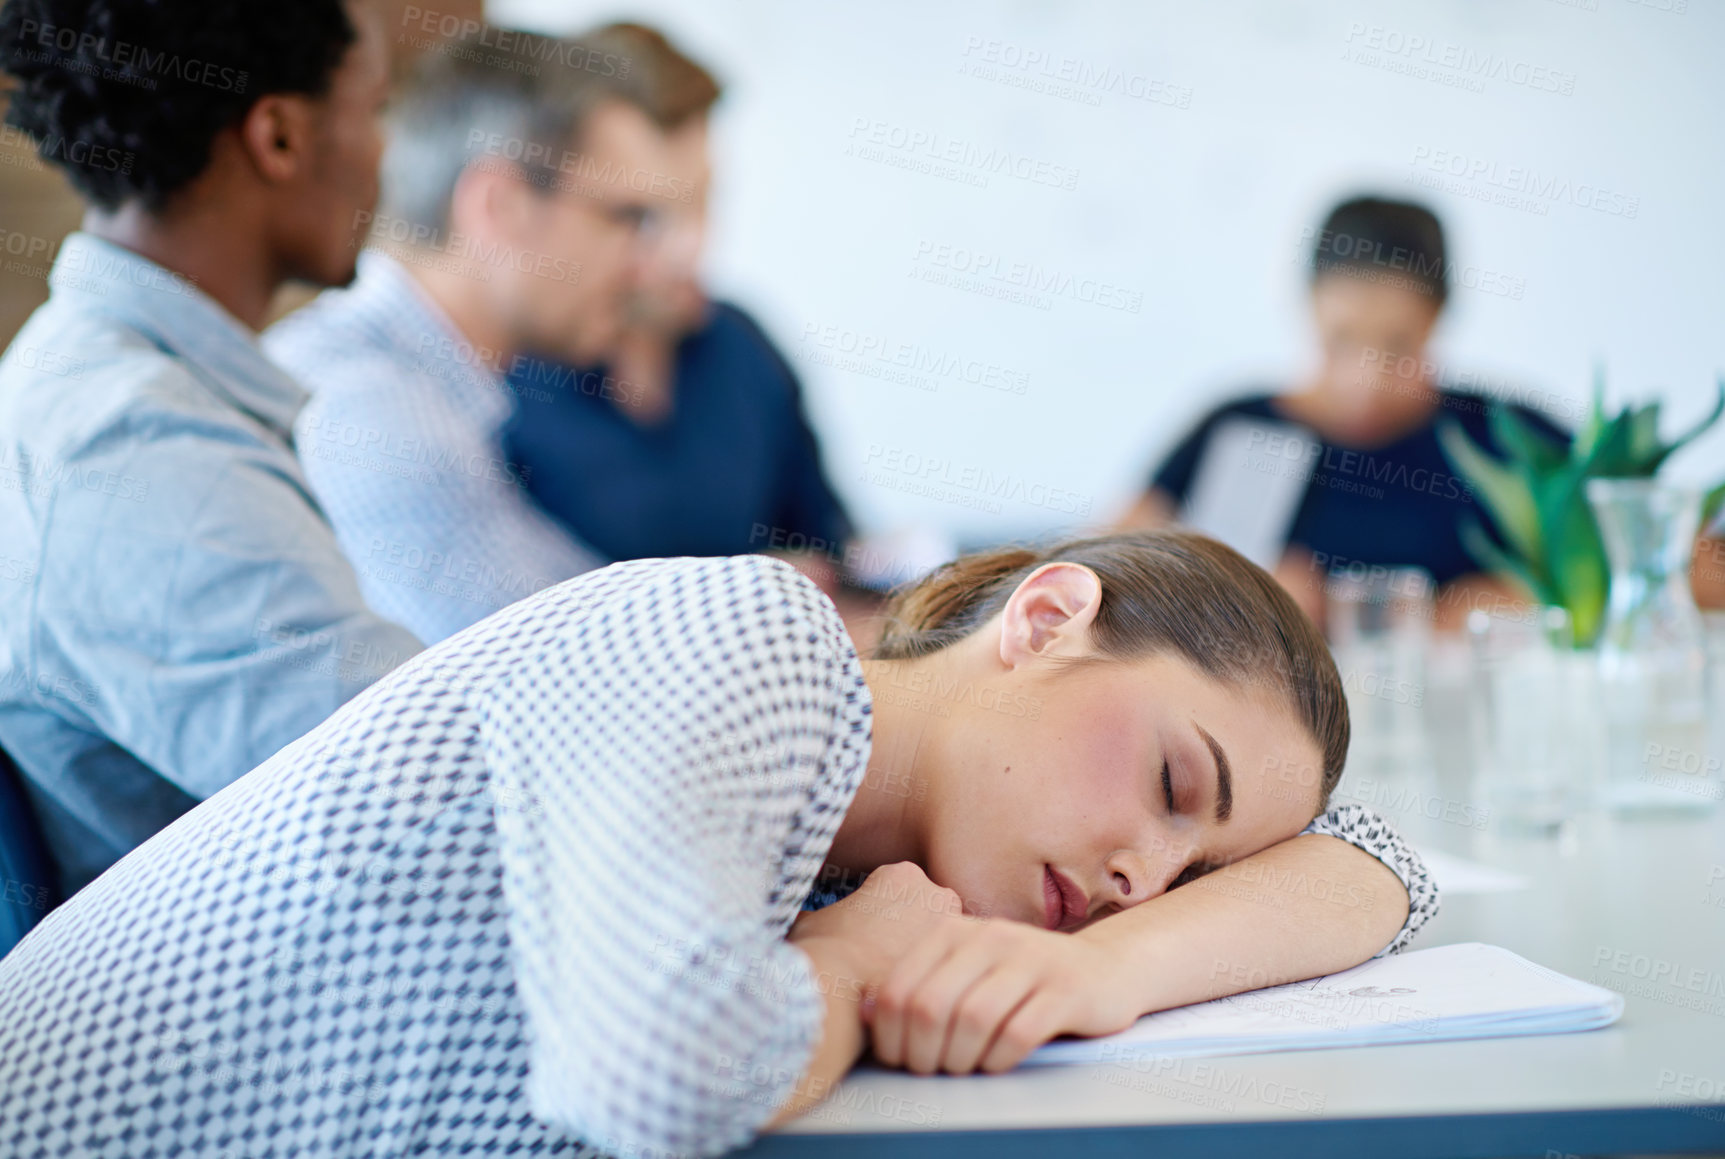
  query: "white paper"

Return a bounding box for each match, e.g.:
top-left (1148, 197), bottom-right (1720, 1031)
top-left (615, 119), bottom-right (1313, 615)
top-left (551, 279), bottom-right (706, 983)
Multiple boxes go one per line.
top-left (1179, 416), bottom-right (1317, 570)
top-left (1025, 943), bottom-right (1622, 1066)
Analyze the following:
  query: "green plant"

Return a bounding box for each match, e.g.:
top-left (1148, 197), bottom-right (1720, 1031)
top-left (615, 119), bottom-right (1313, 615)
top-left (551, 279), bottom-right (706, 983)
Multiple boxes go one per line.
top-left (1438, 373), bottom-right (1725, 647)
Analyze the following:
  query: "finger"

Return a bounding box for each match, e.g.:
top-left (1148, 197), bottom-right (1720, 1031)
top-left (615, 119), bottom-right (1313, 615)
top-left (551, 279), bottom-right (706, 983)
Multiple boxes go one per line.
top-left (978, 989), bottom-right (1070, 1073)
top-left (897, 931), bottom-right (1016, 1075)
top-left (940, 966), bottom-right (1040, 1074)
top-left (868, 924), bottom-right (961, 1068)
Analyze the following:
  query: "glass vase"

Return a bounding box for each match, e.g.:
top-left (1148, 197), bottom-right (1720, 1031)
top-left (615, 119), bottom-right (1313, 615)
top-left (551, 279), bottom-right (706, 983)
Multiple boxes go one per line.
top-left (1586, 478), bottom-right (1720, 813)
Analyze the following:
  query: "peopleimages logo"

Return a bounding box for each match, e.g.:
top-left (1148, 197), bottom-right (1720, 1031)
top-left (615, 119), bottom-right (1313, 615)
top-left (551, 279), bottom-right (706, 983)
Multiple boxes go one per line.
top-left (0, 226), bottom-right (58, 264)
top-left (1341, 23), bottom-right (1576, 95)
top-left (1243, 427), bottom-right (1475, 502)
top-left (0, 122), bottom-right (131, 175)
top-left (958, 36), bottom-right (1193, 109)
top-left (861, 443), bottom-right (1093, 517)
top-left (846, 117), bottom-right (1081, 191)
top-left (1407, 146), bottom-right (1638, 218)
top-left (464, 132), bottom-right (693, 203)
top-left (398, 7), bottom-right (632, 76)
top-left (911, 240), bottom-right (1144, 314)
top-left (800, 321), bottom-right (1030, 395)
top-left (354, 210), bottom-right (584, 284)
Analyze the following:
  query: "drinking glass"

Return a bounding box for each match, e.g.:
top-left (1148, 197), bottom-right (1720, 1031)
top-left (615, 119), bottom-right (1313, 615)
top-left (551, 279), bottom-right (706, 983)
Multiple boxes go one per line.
top-left (1326, 566), bottom-right (1435, 783)
top-left (1467, 605), bottom-right (1600, 832)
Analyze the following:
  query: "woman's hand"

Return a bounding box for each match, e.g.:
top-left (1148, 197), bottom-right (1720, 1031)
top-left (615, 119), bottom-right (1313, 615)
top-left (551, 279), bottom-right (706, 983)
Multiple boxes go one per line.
top-left (770, 863), bottom-right (968, 1129)
top-left (866, 918), bottom-right (1146, 1075)
top-left (789, 863), bottom-right (1150, 1076)
top-left (787, 861), bottom-right (968, 996)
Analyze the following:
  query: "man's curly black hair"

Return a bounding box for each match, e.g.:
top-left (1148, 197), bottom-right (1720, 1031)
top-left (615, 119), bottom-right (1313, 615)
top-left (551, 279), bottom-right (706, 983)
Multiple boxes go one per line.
top-left (0, 0), bottom-right (356, 211)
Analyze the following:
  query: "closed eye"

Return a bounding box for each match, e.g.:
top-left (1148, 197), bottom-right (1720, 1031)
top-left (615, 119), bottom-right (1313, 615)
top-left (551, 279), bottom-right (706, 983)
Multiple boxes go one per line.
top-left (1161, 758), bottom-right (1175, 813)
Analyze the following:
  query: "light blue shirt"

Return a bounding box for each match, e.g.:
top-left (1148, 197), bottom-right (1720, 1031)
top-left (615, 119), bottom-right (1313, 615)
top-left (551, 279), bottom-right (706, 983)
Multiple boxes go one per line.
top-left (0, 233), bottom-right (423, 894)
top-left (265, 252), bottom-right (602, 645)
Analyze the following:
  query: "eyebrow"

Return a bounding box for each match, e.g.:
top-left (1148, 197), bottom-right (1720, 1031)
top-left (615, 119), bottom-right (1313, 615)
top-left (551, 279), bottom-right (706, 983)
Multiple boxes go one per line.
top-left (1195, 724), bottom-right (1232, 824)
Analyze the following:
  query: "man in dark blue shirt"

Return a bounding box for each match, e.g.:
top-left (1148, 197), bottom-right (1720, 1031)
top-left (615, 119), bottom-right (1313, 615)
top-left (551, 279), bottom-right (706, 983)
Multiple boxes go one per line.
top-left (506, 300), bottom-right (854, 563)
top-left (502, 24), bottom-right (854, 579)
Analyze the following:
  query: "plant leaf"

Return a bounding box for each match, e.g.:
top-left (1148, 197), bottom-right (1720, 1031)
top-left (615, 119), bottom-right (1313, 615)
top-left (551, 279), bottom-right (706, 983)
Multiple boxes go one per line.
top-left (1457, 515), bottom-right (1547, 604)
top-left (1488, 403), bottom-right (1568, 475)
top-left (1627, 400), bottom-right (1663, 466)
top-left (1540, 469), bottom-right (1610, 647)
top-left (1574, 364), bottom-right (1608, 458)
top-left (1648, 380), bottom-right (1725, 473)
top-left (1581, 410), bottom-right (1642, 479)
top-left (1438, 417), bottom-right (1542, 561)
top-left (1702, 478), bottom-right (1725, 529)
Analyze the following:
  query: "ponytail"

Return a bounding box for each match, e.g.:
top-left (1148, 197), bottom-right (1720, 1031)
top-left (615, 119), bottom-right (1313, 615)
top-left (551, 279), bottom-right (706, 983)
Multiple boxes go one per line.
top-left (873, 545), bottom-right (1041, 661)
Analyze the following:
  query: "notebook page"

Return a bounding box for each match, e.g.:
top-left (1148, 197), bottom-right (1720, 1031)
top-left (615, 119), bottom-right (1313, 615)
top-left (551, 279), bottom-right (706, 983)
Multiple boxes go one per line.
top-left (1026, 943), bottom-right (1623, 1066)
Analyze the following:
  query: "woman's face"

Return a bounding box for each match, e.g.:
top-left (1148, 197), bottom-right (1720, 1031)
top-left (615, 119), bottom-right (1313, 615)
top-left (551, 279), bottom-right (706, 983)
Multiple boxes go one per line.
top-left (911, 566), bottom-right (1327, 930)
top-left (1309, 271), bottom-right (1442, 407)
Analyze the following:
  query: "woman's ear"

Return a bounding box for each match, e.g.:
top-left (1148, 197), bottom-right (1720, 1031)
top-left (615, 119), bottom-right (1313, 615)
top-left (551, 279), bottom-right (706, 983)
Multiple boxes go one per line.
top-left (997, 562), bottom-right (1104, 669)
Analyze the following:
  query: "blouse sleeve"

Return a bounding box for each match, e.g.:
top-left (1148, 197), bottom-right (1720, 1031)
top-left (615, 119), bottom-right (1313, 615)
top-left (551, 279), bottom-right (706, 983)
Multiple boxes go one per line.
top-left (475, 557), bottom-right (863, 1158)
top-left (1299, 802), bottom-right (1440, 956)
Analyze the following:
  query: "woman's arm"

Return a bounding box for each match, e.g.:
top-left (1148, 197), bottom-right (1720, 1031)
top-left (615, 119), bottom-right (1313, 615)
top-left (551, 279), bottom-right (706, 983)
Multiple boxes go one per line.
top-left (860, 806), bottom-right (1438, 1076)
top-left (1074, 831), bottom-right (1408, 1013)
top-left (1692, 534), bottom-right (1725, 609)
top-left (763, 936), bottom-right (870, 1128)
top-left (1115, 487), bottom-right (1178, 531)
top-left (771, 862), bottom-right (971, 1125)
top-left (474, 558), bottom-right (883, 1158)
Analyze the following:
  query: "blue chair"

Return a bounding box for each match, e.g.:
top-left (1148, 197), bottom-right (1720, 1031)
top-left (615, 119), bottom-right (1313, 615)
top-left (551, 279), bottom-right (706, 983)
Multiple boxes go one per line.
top-left (0, 748), bottom-right (56, 957)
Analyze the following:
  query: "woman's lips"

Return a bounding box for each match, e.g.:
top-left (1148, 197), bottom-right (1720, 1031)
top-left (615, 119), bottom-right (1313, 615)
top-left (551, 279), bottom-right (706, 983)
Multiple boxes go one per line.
top-left (1042, 866), bottom-right (1063, 929)
top-left (1042, 865), bottom-right (1088, 931)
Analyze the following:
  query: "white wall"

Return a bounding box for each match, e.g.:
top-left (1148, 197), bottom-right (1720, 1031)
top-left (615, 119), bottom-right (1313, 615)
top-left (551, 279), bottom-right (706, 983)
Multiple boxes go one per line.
top-left (494, 0), bottom-right (1725, 544)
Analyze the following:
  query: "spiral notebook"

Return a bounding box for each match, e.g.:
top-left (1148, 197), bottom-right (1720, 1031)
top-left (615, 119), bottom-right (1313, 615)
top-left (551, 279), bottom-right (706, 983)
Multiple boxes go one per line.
top-left (1024, 942), bottom-right (1623, 1067)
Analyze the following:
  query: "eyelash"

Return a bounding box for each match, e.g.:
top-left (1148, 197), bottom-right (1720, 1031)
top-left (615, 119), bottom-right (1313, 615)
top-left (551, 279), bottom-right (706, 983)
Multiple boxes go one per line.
top-left (1161, 757), bottom-right (1208, 889)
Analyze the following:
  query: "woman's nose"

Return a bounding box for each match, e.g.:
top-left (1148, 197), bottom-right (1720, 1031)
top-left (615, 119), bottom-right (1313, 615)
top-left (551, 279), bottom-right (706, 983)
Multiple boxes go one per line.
top-left (1102, 849), bottom-right (1150, 909)
top-left (1106, 840), bottom-right (1195, 908)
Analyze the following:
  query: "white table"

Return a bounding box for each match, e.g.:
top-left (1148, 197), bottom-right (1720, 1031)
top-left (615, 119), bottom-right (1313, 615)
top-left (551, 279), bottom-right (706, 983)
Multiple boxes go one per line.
top-left (743, 661), bottom-right (1725, 1158)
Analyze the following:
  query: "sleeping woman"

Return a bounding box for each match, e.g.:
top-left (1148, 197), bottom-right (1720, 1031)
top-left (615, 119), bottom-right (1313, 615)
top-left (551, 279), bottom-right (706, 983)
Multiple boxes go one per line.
top-left (0, 531), bottom-right (1436, 1158)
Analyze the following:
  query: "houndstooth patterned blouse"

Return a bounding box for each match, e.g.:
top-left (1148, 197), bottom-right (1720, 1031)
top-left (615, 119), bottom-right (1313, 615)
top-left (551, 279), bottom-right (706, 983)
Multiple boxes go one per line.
top-left (0, 555), bottom-right (1437, 1158)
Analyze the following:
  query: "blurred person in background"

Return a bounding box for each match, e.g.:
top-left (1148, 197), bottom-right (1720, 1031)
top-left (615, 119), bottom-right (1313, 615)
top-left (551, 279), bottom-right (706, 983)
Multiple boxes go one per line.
top-left (501, 24), bottom-right (862, 603)
top-left (0, 0), bottom-right (421, 897)
top-left (1119, 196), bottom-right (1571, 633)
top-left (259, 0), bottom-right (488, 324)
top-left (267, 30), bottom-right (666, 645)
